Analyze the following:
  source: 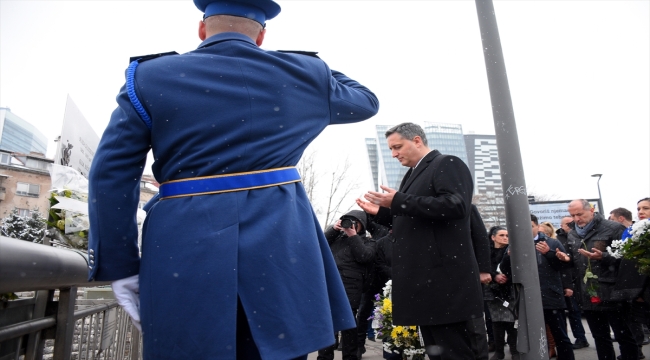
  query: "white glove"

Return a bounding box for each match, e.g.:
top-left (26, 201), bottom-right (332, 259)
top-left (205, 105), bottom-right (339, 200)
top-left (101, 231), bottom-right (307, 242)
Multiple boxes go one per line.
top-left (112, 274), bottom-right (141, 332)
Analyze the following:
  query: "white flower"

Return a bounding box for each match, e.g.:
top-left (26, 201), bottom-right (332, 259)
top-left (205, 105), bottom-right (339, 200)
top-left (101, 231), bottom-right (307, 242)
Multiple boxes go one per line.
top-left (631, 219), bottom-right (650, 240)
top-left (383, 280), bottom-right (393, 298)
top-left (607, 246), bottom-right (623, 259)
top-left (611, 240), bottom-right (624, 248)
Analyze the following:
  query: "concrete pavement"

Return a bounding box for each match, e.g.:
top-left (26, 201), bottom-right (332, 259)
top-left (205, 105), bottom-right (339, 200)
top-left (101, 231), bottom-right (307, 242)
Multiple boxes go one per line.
top-left (308, 317), bottom-right (649, 359)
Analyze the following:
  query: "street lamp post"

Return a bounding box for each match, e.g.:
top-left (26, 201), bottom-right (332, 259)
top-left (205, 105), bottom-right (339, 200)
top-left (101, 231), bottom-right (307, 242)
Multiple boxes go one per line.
top-left (591, 174), bottom-right (604, 214)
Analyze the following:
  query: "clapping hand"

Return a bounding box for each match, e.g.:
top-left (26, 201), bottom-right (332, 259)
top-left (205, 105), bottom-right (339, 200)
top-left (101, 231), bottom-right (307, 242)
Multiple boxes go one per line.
top-left (361, 186), bottom-right (397, 211)
top-left (556, 249), bottom-right (571, 262)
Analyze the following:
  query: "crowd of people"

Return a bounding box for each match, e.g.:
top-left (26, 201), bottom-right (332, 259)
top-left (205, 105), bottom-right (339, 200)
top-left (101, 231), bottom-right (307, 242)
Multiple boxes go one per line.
top-left (323, 196), bottom-right (650, 360)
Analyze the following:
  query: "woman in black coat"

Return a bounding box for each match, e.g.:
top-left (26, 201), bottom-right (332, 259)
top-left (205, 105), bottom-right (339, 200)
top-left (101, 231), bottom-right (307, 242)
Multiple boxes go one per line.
top-left (485, 226), bottom-right (518, 360)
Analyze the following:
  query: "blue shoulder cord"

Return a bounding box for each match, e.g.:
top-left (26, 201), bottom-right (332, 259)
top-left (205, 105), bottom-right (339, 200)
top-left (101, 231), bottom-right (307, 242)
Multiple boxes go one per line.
top-left (126, 60), bottom-right (152, 130)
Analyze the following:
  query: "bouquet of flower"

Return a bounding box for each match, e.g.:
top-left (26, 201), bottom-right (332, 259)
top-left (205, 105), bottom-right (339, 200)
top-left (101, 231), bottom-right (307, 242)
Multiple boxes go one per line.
top-left (47, 189), bottom-right (89, 249)
top-left (371, 280), bottom-right (425, 360)
top-left (608, 219), bottom-right (650, 276)
top-left (46, 164), bottom-right (90, 250)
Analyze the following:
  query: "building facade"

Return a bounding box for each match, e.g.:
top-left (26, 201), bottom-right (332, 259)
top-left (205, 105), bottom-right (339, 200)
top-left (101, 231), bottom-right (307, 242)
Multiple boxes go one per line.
top-left (423, 122), bottom-right (469, 164)
top-left (0, 108), bottom-right (48, 155)
top-left (464, 134), bottom-right (506, 227)
top-left (364, 138), bottom-right (380, 192)
top-left (0, 152), bottom-right (54, 218)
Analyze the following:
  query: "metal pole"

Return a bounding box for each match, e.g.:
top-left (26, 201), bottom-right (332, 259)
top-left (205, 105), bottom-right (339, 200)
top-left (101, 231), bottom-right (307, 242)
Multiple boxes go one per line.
top-left (474, 1), bottom-right (546, 358)
top-left (53, 287), bottom-right (77, 360)
top-left (593, 174), bottom-right (604, 214)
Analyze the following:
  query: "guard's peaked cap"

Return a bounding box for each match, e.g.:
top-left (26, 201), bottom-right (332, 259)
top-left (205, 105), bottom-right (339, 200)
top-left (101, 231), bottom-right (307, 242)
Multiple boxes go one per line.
top-left (194, 0), bottom-right (281, 25)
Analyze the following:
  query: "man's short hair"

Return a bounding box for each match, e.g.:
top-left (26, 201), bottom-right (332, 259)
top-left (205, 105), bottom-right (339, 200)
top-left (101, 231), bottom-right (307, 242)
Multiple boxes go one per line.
top-left (609, 207), bottom-right (632, 221)
top-left (530, 213), bottom-right (538, 225)
top-left (385, 122), bottom-right (428, 146)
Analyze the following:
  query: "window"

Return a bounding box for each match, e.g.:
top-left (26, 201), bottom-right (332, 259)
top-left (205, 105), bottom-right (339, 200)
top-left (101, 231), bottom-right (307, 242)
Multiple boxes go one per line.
top-left (0, 153), bottom-right (10, 165)
top-left (16, 208), bottom-right (30, 217)
top-left (16, 182), bottom-right (40, 197)
top-left (25, 158), bottom-right (49, 170)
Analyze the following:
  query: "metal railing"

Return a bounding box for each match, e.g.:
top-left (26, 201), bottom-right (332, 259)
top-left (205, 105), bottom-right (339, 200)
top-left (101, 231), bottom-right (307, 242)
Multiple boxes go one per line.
top-left (0, 236), bottom-right (142, 360)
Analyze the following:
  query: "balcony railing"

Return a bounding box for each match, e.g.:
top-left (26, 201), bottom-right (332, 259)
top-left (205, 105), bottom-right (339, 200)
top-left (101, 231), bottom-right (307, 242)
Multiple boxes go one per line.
top-left (0, 236), bottom-right (142, 360)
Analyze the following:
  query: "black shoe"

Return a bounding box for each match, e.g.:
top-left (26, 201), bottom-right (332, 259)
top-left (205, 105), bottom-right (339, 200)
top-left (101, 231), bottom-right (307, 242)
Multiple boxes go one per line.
top-left (489, 353), bottom-right (505, 360)
top-left (617, 354), bottom-right (646, 360)
top-left (643, 336), bottom-right (650, 345)
top-left (572, 340), bottom-right (589, 349)
top-left (356, 346), bottom-right (366, 359)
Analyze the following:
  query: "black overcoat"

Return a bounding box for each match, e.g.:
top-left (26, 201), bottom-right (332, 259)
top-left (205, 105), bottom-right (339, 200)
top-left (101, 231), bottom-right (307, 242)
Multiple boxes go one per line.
top-left (374, 150), bottom-right (483, 326)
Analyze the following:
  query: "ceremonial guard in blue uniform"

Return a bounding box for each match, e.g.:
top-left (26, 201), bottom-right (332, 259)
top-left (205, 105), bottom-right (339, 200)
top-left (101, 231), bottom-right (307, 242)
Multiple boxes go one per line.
top-left (87, 0), bottom-right (379, 358)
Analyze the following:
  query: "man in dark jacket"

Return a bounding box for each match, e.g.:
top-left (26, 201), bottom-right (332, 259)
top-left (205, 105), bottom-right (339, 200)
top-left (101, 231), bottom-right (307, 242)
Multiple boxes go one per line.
top-left (318, 210), bottom-right (376, 360)
top-left (358, 122), bottom-right (489, 360)
top-left (556, 216), bottom-right (590, 349)
top-left (355, 221), bottom-right (390, 359)
top-left (557, 199), bottom-right (637, 360)
top-left (375, 232), bottom-right (394, 286)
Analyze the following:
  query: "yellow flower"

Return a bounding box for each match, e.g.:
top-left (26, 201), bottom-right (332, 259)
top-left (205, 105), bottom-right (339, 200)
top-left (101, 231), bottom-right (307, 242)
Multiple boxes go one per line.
top-left (383, 298), bottom-right (391, 308)
top-left (381, 298), bottom-right (392, 314)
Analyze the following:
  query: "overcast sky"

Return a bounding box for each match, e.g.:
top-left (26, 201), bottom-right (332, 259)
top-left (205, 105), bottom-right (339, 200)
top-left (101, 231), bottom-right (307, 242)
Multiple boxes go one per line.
top-left (1, 0), bottom-right (648, 221)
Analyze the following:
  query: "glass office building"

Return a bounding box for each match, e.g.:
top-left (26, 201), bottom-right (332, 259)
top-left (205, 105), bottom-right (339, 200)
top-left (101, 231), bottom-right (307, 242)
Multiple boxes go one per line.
top-left (423, 122), bottom-right (468, 165)
top-left (0, 108), bottom-right (48, 155)
top-left (364, 137), bottom-right (380, 192)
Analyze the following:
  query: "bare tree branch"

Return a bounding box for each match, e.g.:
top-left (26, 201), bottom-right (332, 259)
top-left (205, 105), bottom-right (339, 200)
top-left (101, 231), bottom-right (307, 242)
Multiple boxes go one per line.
top-left (472, 193), bottom-right (507, 229)
top-left (297, 150), bottom-right (319, 204)
top-left (298, 151), bottom-right (360, 228)
top-left (323, 158), bottom-right (359, 227)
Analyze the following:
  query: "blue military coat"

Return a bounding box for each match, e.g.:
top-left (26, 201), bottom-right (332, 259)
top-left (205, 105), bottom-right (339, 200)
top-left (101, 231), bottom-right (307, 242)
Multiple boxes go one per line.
top-left (88, 32), bottom-right (379, 359)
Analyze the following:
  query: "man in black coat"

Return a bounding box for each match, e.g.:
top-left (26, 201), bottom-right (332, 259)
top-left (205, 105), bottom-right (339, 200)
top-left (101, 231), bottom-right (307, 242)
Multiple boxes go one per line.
top-left (318, 210), bottom-right (376, 360)
top-left (358, 122), bottom-right (490, 360)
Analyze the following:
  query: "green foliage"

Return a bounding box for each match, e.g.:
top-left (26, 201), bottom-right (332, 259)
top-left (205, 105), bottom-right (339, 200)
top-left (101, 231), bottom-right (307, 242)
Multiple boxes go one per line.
top-left (0, 293), bottom-right (18, 301)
